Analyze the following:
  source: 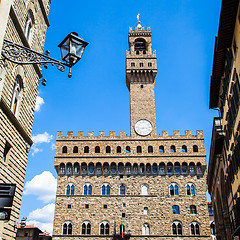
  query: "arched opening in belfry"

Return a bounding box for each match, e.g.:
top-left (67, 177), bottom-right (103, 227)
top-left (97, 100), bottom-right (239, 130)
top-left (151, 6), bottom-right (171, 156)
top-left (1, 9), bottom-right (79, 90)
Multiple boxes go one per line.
top-left (134, 38), bottom-right (146, 52)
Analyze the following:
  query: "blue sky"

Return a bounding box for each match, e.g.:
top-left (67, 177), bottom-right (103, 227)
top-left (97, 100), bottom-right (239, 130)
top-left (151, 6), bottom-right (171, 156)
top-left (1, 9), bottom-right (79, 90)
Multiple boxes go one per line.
top-left (20, 0), bottom-right (221, 233)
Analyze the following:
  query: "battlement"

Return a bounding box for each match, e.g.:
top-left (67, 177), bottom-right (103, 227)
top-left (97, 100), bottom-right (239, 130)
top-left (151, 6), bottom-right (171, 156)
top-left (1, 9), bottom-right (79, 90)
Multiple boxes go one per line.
top-left (56, 130), bottom-right (204, 140)
top-left (129, 26), bottom-right (151, 32)
top-left (126, 50), bottom-right (156, 58)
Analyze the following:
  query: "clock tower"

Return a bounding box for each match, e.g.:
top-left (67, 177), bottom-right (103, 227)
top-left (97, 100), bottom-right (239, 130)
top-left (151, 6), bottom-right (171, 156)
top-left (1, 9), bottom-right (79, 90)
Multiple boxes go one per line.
top-left (126, 20), bottom-right (157, 137)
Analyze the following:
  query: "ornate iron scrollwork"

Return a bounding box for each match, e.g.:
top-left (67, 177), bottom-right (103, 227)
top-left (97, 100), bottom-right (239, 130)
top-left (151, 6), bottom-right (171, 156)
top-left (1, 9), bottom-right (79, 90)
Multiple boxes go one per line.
top-left (1, 39), bottom-right (68, 72)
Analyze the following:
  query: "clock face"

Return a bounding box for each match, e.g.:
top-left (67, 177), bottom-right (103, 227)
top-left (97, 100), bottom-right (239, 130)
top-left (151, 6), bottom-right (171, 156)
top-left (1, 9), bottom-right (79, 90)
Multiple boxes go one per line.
top-left (135, 119), bottom-right (152, 136)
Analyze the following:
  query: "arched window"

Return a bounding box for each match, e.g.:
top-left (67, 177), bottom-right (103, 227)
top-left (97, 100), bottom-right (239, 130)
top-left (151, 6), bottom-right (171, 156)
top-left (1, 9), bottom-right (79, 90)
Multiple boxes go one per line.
top-left (146, 163), bottom-right (151, 174)
top-left (190, 205), bottom-right (197, 214)
top-left (74, 163), bottom-right (80, 175)
top-left (118, 162), bottom-right (124, 174)
top-left (193, 145), bottom-right (198, 152)
top-left (11, 76), bottom-right (22, 116)
top-left (167, 162), bottom-right (173, 174)
top-left (126, 146), bottom-right (131, 153)
top-left (172, 205), bottom-right (180, 214)
top-left (133, 163), bottom-right (138, 174)
top-left (170, 183), bottom-right (179, 196)
top-left (66, 163), bottom-right (72, 175)
top-left (106, 146), bottom-right (111, 153)
top-left (148, 146), bottom-right (153, 153)
top-left (88, 162), bottom-right (94, 175)
top-left (103, 162), bottom-right (109, 174)
top-left (189, 162), bottom-right (195, 174)
top-left (117, 146), bottom-right (121, 153)
top-left (125, 163), bottom-right (131, 174)
top-left (73, 146), bottom-right (78, 153)
top-left (141, 184), bottom-right (148, 195)
top-left (144, 207), bottom-right (148, 215)
top-left (24, 11), bottom-right (33, 42)
top-left (96, 162), bottom-right (102, 175)
top-left (142, 223), bottom-right (150, 235)
top-left (182, 162), bottom-right (188, 174)
top-left (159, 145), bottom-right (164, 153)
top-left (111, 163), bottom-right (117, 174)
top-left (62, 146), bottom-right (67, 153)
top-left (59, 163), bottom-right (65, 175)
top-left (159, 163), bottom-right (165, 174)
top-left (186, 183), bottom-right (195, 196)
top-left (81, 163), bottom-right (87, 175)
top-left (190, 222), bottom-right (200, 235)
top-left (95, 146), bottom-right (100, 153)
top-left (172, 221), bottom-right (182, 235)
top-left (84, 146), bottom-right (89, 153)
top-left (135, 38), bottom-right (146, 51)
top-left (196, 162), bottom-right (202, 175)
top-left (120, 184), bottom-right (125, 195)
top-left (84, 183), bottom-right (92, 195)
top-left (182, 145), bottom-right (187, 152)
top-left (174, 162), bottom-right (180, 174)
top-left (63, 221), bottom-right (72, 235)
top-left (82, 221), bottom-right (91, 235)
top-left (170, 145), bottom-right (176, 153)
top-left (137, 146), bottom-right (142, 153)
top-left (102, 183), bottom-right (110, 195)
top-left (100, 221), bottom-right (110, 235)
top-left (140, 163), bottom-right (145, 174)
top-left (152, 163), bottom-right (158, 174)
top-left (210, 221), bottom-right (215, 235)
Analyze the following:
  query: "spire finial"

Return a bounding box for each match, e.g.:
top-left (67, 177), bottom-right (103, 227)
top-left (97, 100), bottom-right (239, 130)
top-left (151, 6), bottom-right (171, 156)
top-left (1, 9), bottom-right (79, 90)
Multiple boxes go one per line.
top-left (136, 13), bottom-right (142, 29)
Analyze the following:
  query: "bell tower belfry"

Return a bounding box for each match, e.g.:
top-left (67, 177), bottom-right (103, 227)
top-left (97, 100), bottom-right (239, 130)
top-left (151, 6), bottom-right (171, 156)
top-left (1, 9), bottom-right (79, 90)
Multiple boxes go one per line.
top-left (126, 17), bottom-right (157, 137)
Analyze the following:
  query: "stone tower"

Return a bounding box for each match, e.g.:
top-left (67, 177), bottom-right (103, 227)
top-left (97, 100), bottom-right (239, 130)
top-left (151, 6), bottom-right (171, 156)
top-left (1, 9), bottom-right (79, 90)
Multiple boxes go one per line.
top-left (53, 20), bottom-right (211, 240)
top-left (0, 1), bottom-right (51, 239)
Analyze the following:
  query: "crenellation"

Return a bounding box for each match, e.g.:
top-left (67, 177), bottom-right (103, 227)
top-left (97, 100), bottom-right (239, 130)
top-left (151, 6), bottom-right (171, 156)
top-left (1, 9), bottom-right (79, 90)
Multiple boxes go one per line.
top-left (196, 130), bottom-right (203, 137)
top-left (57, 131), bottom-right (63, 138)
top-left (162, 131), bottom-right (168, 137)
top-left (99, 131), bottom-right (104, 137)
top-left (78, 131), bottom-right (84, 137)
top-left (185, 130), bottom-right (192, 136)
top-left (110, 131), bottom-right (115, 137)
top-left (67, 131), bottom-right (73, 137)
top-left (174, 130), bottom-right (180, 136)
top-left (88, 131), bottom-right (94, 137)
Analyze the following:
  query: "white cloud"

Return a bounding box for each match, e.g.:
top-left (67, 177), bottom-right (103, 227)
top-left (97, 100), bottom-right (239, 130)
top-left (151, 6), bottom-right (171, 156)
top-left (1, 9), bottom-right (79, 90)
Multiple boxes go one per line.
top-left (26, 220), bottom-right (53, 235)
top-left (51, 143), bottom-right (56, 151)
top-left (35, 95), bottom-right (45, 112)
top-left (23, 171), bottom-right (57, 203)
top-left (28, 203), bottom-right (55, 223)
top-left (31, 132), bottom-right (53, 156)
top-left (32, 132), bottom-right (53, 145)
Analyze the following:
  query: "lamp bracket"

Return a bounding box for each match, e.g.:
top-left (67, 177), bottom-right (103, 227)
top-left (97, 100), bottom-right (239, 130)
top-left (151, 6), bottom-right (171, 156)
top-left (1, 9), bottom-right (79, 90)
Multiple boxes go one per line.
top-left (1, 39), bottom-right (70, 72)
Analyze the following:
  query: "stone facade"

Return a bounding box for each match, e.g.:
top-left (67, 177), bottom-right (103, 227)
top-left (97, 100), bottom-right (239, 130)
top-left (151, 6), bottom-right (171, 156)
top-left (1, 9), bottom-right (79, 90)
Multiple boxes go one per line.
top-left (208, 0), bottom-right (240, 239)
top-left (0, 0), bottom-right (51, 239)
top-left (53, 21), bottom-right (211, 239)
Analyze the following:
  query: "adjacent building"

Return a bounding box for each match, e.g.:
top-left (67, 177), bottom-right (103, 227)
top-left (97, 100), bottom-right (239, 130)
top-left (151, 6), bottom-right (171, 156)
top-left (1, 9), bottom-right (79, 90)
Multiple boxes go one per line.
top-left (0, 0), bottom-right (51, 239)
top-left (53, 21), bottom-right (211, 239)
top-left (208, 0), bottom-right (240, 239)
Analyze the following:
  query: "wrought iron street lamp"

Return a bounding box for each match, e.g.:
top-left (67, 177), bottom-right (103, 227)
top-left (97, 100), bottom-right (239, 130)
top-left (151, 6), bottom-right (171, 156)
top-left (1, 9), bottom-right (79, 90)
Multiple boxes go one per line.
top-left (1, 32), bottom-right (88, 78)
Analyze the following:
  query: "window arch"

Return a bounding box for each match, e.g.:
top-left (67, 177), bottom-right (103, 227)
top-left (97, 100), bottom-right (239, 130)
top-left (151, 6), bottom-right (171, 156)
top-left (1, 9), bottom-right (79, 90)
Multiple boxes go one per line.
top-left (126, 146), bottom-right (130, 153)
top-left (196, 162), bottom-right (202, 175)
top-left (148, 146), bottom-right (153, 153)
top-left (167, 162), bottom-right (173, 174)
top-left (144, 207), bottom-right (148, 215)
top-left (182, 145), bottom-right (187, 152)
top-left (24, 11), bottom-right (34, 42)
top-left (193, 145), bottom-right (198, 152)
top-left (172, 205), bottom-right (180, 214)
top-left (95, 146), bottom-right (100, 153)
top-left (111, 162), bottom-right (117, 174)
top-left (125, 163), bottom-right (131, 174)
top-left (159, 145), bottom-right (164, 153)
top-left (66, 183), bottom-right (74, 195)
top-left (66, 163), bottom-right (72, 175)
top-left (73, 146), bottom-right (78, 153)
top-left (84, 146), bottom-right (89, 153)
top-left (106, 146), bottom-right (111, 153)
top-left (174, 162), bottom-right (180, 174)
top-left (62, 146), bottom-right (67, 153)
top-left (59, 163), bottom-right (65, 175)
top-left (170, 183), bottom-right (179, 196)
top-left (190, 222), bottom-right (200, 235)
top-left (117, 146), bottom-right (121, 153)
top-left (142, 223), bottom-right (150, 235)
top-left (100, 221), bottom-right (110, 235)
top-left (182, 162), bottom-right (188, 174)
top-left (82, 221), bottom-right (91, 235)
top-left (137, 146), bottom-right (142, 153)
top-left (159, 162), bottom-right (165, 174)
top-left (73, 163), bottom-right (80, 175)
top-left (152, 163), bottom-right (158, 174)
top-left (63, 221), bottom-right (72, 235)
top-left (170, 145), bottom-right (176, 153)
top-left (102, 183), bottom-right (110, 195)
top-left (186, 183), bottom-right (195, 196)
top-left (11, 76), bottom-right (22, 116)
top-left (120, 184), bottom-right (125, 195)
top-left (84, 183), bottom-right (92, 195)
top-left (141, 184), bottom-right (148, 195)
top-left (135, 38), bottom-right (146, 51)
top-left (172, 221), bottom-right (182, 235)
top-left (190, 205), bottom-right (197, 214)
top-left (146, 163), bottom-right (151, 174)
top-left (189, 162), bottom-right (195, 174)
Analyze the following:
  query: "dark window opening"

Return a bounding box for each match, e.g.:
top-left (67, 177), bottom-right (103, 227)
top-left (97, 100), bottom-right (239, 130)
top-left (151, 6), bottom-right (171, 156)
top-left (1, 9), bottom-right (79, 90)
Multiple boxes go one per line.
top-left (95, 146), bottom-right (100, 153)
